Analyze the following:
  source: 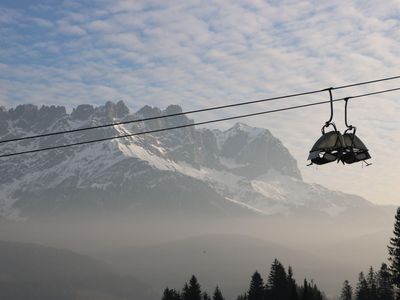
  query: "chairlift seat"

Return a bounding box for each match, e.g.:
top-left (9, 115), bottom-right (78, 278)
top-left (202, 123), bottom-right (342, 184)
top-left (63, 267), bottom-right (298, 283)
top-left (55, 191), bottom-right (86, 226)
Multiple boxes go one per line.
top-left (308, 131), bottom-right (344, 165)
top-left (341, 133), bottom-right (371, 164)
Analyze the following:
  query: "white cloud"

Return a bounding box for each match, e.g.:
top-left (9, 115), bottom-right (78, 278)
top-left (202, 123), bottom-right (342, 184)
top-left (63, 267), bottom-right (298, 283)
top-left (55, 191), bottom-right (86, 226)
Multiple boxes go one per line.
top-left (86, 20), bottom-right (114, 33)
top-left (30, 17), bottom-right (53, 28)
top-left (57, 21), bottom-right (87, 35)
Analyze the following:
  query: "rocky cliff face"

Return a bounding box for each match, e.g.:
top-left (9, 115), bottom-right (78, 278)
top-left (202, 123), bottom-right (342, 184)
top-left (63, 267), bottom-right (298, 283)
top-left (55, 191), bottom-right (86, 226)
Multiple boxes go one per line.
top-left (0, 101), bottom-right (374, 220)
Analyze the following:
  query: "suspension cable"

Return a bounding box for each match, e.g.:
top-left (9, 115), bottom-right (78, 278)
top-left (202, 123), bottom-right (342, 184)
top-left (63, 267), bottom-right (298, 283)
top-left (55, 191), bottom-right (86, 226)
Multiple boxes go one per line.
top-left (0, 86), bottom-right (399, 159)
top-left (1, 74), bottom-right (400, 144)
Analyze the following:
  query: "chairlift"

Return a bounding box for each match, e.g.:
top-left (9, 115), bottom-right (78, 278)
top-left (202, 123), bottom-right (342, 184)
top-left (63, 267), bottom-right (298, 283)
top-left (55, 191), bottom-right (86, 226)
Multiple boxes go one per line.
top-left (307, 91), bottom-right (372, 166)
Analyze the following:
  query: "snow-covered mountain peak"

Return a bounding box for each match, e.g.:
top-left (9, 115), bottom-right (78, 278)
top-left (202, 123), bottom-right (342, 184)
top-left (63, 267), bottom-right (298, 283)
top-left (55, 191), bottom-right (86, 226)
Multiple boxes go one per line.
top-left (229, 122), bottom-right (266, 136)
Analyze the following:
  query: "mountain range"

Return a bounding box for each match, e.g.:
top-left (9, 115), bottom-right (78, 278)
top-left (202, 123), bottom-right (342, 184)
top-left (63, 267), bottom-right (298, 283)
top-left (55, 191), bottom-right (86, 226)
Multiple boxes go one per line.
top-left (0, 101), bottom-right (389, 220)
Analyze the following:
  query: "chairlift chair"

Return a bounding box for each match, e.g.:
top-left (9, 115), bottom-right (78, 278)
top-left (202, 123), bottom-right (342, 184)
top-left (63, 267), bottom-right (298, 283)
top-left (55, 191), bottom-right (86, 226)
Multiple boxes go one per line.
top-left (308, 124), bottom-right (344, 165)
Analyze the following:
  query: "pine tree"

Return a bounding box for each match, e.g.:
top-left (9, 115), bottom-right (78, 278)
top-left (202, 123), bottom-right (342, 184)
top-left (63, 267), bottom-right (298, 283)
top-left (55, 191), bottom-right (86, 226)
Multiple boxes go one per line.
top-left (163, 287), bottom-right (181, 300)
top-left (203, 292), bottom-right (211, 300)
top-left (288, 266), bottom-right (299, 300)
top-left (367, 266), bottom-right (378, 299)
top-left (182, 283), bottom-right (190, 300)
top-left (301, 279), bottom-right (309, 300)
top-left (377, 263), bottom-right (394, 300)
top-left (248, 271), bottom-right (264, 300)
top-left (310, 282), bottom-right (324, 300)
top-left (267, 259), bottom-right (289, 300)
top-left (355, 272), bottom-right (369, 300)
top-left (213, 286), bottom-right (225, 300)
top-left (388, 207), bottom-right (400, 297)
top-left (163, 288), bottom-right (173, 300)
top-left (174, 290), bottom-right (182, 300)
top-left (182, 276), bottom-right (202, 300)
top-left (340, 280), bottom-right (353, 300)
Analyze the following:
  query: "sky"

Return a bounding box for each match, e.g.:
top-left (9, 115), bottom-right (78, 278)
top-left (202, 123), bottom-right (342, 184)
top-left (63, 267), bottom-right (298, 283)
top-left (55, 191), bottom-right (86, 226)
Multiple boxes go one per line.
top-left (0, 0), bottom-right (399, 205)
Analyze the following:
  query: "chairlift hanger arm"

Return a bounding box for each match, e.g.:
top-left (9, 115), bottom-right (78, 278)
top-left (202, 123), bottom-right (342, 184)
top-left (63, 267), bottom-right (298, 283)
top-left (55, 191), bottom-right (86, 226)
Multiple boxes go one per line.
top-left (320, 88), bottom-right (338, 134)
top-left (344, 98), bottom-right (352, 129)
top-left (325, 88), bottom-right (334, 126)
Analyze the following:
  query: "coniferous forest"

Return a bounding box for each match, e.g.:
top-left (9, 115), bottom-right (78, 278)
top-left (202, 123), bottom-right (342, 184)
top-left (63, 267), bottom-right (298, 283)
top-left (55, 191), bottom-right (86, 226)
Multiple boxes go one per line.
top-left (162, 259), bottom-right (324, 300)
top-left (161, 207), bottom-right (400, 300)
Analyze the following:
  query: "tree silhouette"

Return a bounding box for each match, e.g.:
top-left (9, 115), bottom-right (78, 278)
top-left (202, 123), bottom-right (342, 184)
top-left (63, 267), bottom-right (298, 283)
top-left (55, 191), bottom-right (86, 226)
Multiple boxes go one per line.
top-left (182, 276), bottom-right (202, 300)
top-left (182, 283), bottom-right (190, 300)
top-left (237, 294), bottom-right (248, 300)
top-left (309, 281), bottom-right (324, 300)
top-left (163, 287), bottom-right (181, 300)
top-left (355, 272), bottom-right (369, 300)
top-left (367, 267), bottom-right (378, 299)
top-left (340, 280), bottom-right (352, 300)
top-left (288, 266), bottom-right (299, 300)
top-left (301, 279), bottom-right (309, 300)
top-left (248, 271), bottom-right (264, 300)
top-left (202, 292), bottom-right (211, 300)
top-left (213, 286), bottom-right (225, 300)
top-left (267, 259), bottom-right (289, 300)
top-left (377, 263), bottom-right (394, 300)
top-left (388, 207), bottom-right (400, 297)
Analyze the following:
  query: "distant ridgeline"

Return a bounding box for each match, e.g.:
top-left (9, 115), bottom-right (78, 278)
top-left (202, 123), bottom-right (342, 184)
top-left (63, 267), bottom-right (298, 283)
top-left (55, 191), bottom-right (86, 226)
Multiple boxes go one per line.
top-left (162, 258), bottom-right (325, 300)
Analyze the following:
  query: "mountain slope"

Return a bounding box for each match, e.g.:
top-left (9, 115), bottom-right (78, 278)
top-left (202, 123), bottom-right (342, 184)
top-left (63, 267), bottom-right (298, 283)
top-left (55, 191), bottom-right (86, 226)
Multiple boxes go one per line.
top-left (0, 240), bottom-right (155, 300)
top-left (0, 101), bottom-right (379, 219)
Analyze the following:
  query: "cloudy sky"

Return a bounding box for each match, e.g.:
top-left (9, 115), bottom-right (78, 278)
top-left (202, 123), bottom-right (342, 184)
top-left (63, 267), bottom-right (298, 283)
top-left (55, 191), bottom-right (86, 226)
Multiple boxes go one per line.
top-left (1, 0), bottom-right (400, 205)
